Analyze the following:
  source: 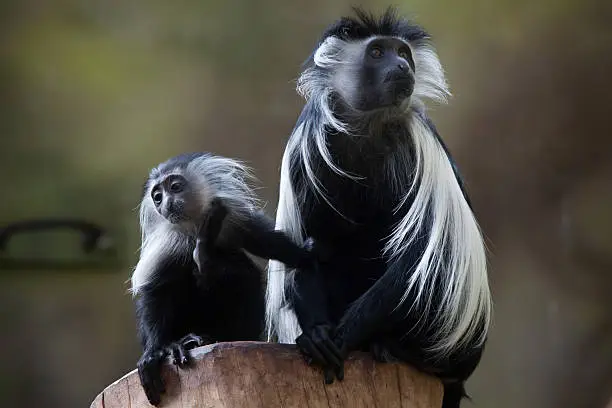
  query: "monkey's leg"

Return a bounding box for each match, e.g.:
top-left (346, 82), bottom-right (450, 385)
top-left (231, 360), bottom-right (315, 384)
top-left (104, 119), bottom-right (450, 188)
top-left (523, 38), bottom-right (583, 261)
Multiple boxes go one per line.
top-left (369, 340), bottom-right (401, 363)
top-left (135, 282), bottom-right (194, 406)
top-left (366, 339), bottom-right (481, 408)
top-left (329, 257), bottom-right (485, 394)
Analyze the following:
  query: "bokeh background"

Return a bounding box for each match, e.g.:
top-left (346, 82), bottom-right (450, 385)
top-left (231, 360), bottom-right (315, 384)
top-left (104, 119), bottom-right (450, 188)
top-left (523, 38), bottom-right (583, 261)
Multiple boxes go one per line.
top-left (1, 0), bottom-right (611, 407)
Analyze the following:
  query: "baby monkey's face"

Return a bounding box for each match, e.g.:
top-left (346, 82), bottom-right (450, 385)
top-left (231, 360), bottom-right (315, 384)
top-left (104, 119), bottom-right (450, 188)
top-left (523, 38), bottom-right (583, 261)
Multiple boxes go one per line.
top-left (150, 174), bottom-right (200, 224)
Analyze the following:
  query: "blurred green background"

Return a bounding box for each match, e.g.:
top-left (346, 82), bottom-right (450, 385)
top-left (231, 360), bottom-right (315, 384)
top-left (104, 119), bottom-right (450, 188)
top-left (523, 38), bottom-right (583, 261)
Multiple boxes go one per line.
top-left (0, 0), bottom-right (611, 407)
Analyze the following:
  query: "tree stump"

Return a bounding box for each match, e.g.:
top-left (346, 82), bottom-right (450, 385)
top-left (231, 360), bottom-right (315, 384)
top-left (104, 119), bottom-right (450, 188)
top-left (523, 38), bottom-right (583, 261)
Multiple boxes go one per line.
top-left (90, 341), bottom-right (443, 408)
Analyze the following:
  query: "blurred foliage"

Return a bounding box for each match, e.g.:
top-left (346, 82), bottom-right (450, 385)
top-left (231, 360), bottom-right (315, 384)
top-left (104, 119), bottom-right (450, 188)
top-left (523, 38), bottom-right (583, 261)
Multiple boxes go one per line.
top-left (0, 0), bottom-right (610, 407)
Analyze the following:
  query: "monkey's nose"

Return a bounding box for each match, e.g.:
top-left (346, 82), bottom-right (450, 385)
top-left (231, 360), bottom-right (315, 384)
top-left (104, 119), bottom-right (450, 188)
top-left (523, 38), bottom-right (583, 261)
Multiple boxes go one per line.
top-left (398, 61), bottom-right (409, 72)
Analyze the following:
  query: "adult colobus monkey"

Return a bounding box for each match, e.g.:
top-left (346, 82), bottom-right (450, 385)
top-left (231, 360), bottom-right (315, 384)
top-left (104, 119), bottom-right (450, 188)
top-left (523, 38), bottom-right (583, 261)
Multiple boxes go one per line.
top-left (265, 8), bottom-right (492, 407)
top-left (132, 152), bottom-right (318, 406)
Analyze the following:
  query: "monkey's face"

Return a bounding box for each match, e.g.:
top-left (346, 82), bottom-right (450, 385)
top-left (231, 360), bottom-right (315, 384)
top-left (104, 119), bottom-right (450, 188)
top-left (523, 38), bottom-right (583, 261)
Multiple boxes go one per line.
top-left (333, 37), bottom-right (415, 112)
top-left (151, 174), bottom-right (199, 224)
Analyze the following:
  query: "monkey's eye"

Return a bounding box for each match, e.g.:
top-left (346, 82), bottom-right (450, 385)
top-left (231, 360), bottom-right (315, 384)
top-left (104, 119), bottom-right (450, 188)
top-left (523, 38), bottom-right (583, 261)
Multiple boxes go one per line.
top-left (169, 181), bottom-right (184, 193)
top-left (369, 46), bottom-right (384, 58)
top-left (152, 190), bottom-right (163, 204)
top-left (398, 47), bottom-right (411, 61)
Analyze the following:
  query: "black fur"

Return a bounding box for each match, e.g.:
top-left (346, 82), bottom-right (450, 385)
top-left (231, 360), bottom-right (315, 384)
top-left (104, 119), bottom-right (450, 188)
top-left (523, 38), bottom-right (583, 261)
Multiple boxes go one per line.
top-left (135, 202), bottom-right (265, 406)
top-left (134, 155), bottom-right (318, 406)
top-left (284, 8), bottom-right (486, 408)
top-left (303, 6), bottom-right (429, 69)
top-left (290, 110), bottom-right (484, 408)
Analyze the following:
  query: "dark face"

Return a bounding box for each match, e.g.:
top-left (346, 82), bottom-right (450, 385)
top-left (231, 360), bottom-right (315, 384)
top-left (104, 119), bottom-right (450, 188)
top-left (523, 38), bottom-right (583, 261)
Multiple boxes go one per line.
top-left (354, 37), bottom-right (415, 111)
top-left (150, 174), bottom-right (197, 223)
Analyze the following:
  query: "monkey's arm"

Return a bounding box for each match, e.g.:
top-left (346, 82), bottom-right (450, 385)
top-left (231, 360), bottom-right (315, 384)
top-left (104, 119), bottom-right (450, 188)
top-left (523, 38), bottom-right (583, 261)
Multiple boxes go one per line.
top-left (322, 252), bottom-right (485, 383)
top-left (135, 262), bottom-right (208, 406)
top-left (291, 259), bottom-right (347, 384)
top-left (292, 256), bottom-right (410, 384)
top-left (227, 209), bottom-right (316, 268)
top-left (135, 283), bottom-right (177, 406)
top-left (333, 258), bottom-right (410, 350)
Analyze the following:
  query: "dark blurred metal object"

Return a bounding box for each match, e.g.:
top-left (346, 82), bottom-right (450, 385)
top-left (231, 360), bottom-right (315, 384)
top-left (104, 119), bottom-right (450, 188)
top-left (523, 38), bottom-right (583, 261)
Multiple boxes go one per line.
top-left (0, 218), bottom-right (121, 272)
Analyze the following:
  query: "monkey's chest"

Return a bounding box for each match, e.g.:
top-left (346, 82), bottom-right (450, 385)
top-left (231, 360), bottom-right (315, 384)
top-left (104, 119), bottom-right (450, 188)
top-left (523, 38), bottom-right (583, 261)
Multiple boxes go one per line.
top-left (308, 181), bottom-right (396, 254)
top-left (306, 179), bottom-right (404, 320)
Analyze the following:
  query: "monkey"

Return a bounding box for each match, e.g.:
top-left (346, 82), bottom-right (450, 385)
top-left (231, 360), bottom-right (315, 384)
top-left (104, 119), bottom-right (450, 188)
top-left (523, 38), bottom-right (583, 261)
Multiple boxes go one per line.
top-left (264, 8), bottom-right (492, 408)
top-left (131, 152), bottom-right (319, 406)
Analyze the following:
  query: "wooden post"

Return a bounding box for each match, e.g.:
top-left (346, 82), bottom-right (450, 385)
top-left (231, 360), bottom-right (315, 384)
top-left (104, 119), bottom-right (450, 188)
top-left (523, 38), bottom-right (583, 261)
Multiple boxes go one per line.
top-left (91, 341), bottom-right (443, 408)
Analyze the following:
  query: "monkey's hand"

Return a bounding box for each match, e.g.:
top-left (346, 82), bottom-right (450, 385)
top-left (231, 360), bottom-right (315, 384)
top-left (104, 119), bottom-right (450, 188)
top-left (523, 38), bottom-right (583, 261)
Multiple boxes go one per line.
top-left (137, 348), bottom-right (167, 406)
top-left (165, 333), bottom-right (211, 368)
top-left (301, 237), bottom-right (332, 266)
top-left (201, 197), bottom-right (230, 247)
top-left (194, 198), bottom-right (230, 274)
top-left (296, 324), bottom-right (347, 384)
top-left (137, 334), bottom-right (211, 406)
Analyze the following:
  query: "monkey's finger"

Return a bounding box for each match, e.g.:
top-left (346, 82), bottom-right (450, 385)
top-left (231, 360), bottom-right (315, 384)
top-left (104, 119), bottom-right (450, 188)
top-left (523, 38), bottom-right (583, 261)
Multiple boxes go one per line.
top-left (151, 360), bottom-right (167, 395)
top-left (295, 338), bottom-right (314, 365)
top-left (312, 326), bottom-right (344, 362)
top-left (335, 364), bottom-right (345, 381)
top-left (296, 336), bottom-right (328, 368)
top-left (324, 367), bottom-right (335, 384)
top-left (314, 342), bottom-right (343, 372)
top-left (143, 383), bottom-right (161, 406)
top-left (177, 345), bottom-right (190, 368)
top-left (169, 345), bottom-right (180, 366)
top-left (328, 336), bottom-right (346, 380)
top-left (310, 331), bottom-right (343, 369)
top-left (152, 352), bottom-right (167, 392)
top-left (138, 366), bottom-right (162, 406)
top-left (168, 344), bottom-right (190, 368)
top-left (181, 333), bottom-right (205, 349)
top-left (323, 338), bottom-right (345, 363)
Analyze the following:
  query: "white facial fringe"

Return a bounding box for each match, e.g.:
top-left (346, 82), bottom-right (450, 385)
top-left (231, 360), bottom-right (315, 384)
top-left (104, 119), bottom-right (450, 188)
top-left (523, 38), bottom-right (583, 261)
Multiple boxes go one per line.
top-left (131, 154), bottom-right (261, 296)
top-left (266, 35), bottom-right (491, 356)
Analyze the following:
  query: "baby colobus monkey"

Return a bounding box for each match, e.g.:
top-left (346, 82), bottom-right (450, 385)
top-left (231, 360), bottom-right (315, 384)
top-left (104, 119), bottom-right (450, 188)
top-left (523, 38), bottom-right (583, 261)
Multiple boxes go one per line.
top-left (132, 152), bottom-right (317, 406)
top-left (265, 8), bottom-right (492, 408)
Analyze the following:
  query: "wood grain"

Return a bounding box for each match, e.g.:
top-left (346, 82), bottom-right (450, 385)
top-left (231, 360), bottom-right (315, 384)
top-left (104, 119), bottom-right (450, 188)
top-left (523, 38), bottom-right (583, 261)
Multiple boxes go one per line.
top-left (90, 341), bottom-right (443, 408)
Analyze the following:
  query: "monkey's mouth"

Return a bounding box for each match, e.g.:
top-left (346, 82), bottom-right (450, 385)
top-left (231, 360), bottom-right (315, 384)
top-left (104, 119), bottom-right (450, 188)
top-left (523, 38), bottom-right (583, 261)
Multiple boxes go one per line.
top-left (384, 70), bottom-right (412, 83)
top-left (394, 88), bottom-right (413, 105)
top-left (384, 74), bottom-right (414, 104)
top-left (166, 212), bottom-right (187, 224)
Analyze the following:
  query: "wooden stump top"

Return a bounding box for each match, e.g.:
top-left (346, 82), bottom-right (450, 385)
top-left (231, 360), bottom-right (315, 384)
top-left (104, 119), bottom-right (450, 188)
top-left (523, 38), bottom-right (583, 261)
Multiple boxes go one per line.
top-left (91, 341), bottom-right (443, 408)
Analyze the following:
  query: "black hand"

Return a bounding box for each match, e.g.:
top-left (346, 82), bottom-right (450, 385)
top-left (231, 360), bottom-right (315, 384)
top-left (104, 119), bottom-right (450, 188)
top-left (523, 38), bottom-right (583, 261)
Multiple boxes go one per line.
top-left (193, 198), bottom-right (229, 275)
top-left (137, 348), bottom-right (167, 406)
top-left (296, 325), bottom-right (346, 384)
top-left (198, 197), bottom-right (229, 250)
top-left (302, 237), bottom-right (332, 265)
top-left (165, 333), bottom-right (210, 369)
